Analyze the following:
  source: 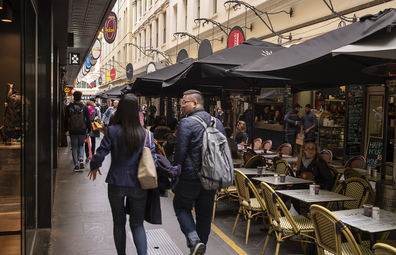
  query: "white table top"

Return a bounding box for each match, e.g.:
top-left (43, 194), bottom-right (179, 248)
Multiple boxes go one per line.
top-left (252, 176), bottom-right (314, 185)
top-left (233, 159), bottom-right (244, 167)
top-left (276, 189), bottom-right (355, 203)
top-left (263, 154), bottom-right (298, 164)
top-left (236, 168), bottom-right (275, 176)
top-left (332, 208), bottom-right (396, 233)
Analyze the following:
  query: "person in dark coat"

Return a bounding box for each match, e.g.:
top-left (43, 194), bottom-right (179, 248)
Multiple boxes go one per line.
top-left (243, 104), bottom-right (253, 144)
top-left (284, 103), bottom-right (302, 155)
top-left (285, 140), bottom-right (334, 214)
top-left (173, 89), bottom-right (225, 255)
top-left (215, 106), bottom-right (225, 126)
top-left (88, 94), bottom-right (157, 255)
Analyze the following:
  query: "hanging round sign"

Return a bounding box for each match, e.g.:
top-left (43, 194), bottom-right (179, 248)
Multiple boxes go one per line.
top-left (82, 67), bottom-right (88, 76)
top-left (106, 71), bottom-right (111, 82)
top-left (99, 76), bottom-right (102, 85)
top-left (110, 68), bottom-right (116, 80)
top-left (89, 56), bottom-right (97, 66)
top-left (227, 26), bottom-right (245, 48)
top-left (77, 75), bottom-right (81, 83)
top-left (91, 39), bottom-right (101, 59)
top-left (147, 62), bottom-right (156, 74)
top-left (198, 39), bottom-right (213, 60)
top-left (126, 63), bottom-right (133, 80)
top-left (176, 49), bottom-right (188, 62)
top-left (85, 56), bottom-right (91, 69)
top-left (90, 82), bottom-right (94, 89)
top-left (104, 12), bottom-right (117, 44)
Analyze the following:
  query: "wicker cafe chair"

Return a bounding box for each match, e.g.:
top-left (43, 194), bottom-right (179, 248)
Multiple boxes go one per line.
top-left (326, 177), bottom-right (370, 211)
top-left (320, 149), bottom-right (333, 164)
top-left (260, 182), bottom-right (316, 255)
top-left (232, 170), bottom-right (268, 244)
top-left (253, 138), bottom-right (263, 149)
top-left (309, 204), bottom-right (371, 255)
top-left (344, 155), bottom-right (366, 169)
top-left (343, 168), bottom-right (376, 205)
top-left (243, 151), bottom-right (255, 163)
top-left (268, 159), bottom-right (290, 175)
top-left (376, 162), bottom-right (394, 176)
top-left (262, 140), bottom-right (273, 151)
top-left (244, 155), bottom-right (266, 168)
top-left (328, 166), bottom-right (340, 192)
top-left (212, 186), bottom-right (238, 222)
top-left (276, 143), bottom-right (293, 156)
top-left (373, 243), bottom-right (396, 255)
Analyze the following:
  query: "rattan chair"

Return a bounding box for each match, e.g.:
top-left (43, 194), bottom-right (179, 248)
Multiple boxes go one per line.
top-left (244, 155), bottom-right (266, 168)
top-left (376, 162), bottom-right (394, 176)
top-left (373, 243), bottom-right (396, 255)
top-left (260, 182), bottom-right (316, 255)
top-left (262, 140), bottom-right (273, 151)
top-left (344, 155), bottom-right (366, 169)
top-left (320, 149), bottom-right (333, 163)
top-left (310, 204), bottom-right (372, 255)
top-left (243, 151), bottom-right (255, 163)
top-left (212, 186), bottom-right (238, 222)
top-left (253, 138), bottom-right (263, 149)
top-left (153, 139), bottom-right (167, 157)
top-left (328, 166), bottom-right (340, 192)
top-left (276, 143), bottom-right (293, 156)
top-left (268, 159), bottom-right (290, 175)
top-left (326, 177), bottom-right (370, 211)
top-left (343, 168), bottom-right (376, 205)
top-left (232, 170), bottom-right (267, 244)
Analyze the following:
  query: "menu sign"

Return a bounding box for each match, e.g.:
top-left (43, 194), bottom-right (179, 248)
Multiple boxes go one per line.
top-left (344, 85), bottom-right (365, 163)
top-left (365, 136), bottom-right (383, 168)
top-left (284, 87), bottom-right (293, 142)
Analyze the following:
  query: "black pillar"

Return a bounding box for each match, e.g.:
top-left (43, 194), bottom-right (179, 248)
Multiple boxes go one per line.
top-left (53, 48), bottom-right (59, 169)
top-left (37, 0), bottom-right (53, 228)
top-left (166, 97), bottom-right (173, 125)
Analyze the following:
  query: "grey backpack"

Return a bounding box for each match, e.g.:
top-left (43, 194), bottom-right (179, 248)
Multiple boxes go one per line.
top-left (188, 116), bottom-right (234, 190)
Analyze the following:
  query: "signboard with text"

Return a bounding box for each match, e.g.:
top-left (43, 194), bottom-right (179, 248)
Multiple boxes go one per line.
top-left (104, 12), bottom-right (117, 44)
top-left (227, 26), bottom-right (245, 48)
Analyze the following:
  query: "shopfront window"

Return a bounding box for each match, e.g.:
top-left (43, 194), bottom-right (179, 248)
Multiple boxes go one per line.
top-left (367, 95), bottom-right (384, 137)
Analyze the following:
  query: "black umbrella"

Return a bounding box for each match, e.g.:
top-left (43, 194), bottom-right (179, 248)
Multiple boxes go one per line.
top-left (131, 58), bottom-right (195, 96)
top-left (230, 8), bottom-right (396, 86)
top-left (101, 84), bottom-right (128, 99)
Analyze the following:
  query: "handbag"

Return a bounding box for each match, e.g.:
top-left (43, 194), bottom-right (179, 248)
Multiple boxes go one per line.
top-left (91, 121), bottom-right (102, 131)
top-left (138, 130), bottom-right (158, 189)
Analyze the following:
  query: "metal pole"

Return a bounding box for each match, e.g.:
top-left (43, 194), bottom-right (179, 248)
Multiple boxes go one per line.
top-left (383, 86), bottom-right (389, 181)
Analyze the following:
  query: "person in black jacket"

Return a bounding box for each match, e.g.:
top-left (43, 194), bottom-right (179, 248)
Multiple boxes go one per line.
top-left (215, 106), bottom-right (225, 126)
top-left (284, 103), bottom-right (302, 155)
top-left (285, 140), bottom-right (334, 214)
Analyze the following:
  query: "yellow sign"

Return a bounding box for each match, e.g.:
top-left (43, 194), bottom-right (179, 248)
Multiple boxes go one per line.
top-left (106, 71), bottom-right (111, 82)
top-left (64, 87), bottom-right (70, 93)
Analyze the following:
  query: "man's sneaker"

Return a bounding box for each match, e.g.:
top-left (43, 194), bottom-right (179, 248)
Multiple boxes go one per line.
top-left (73, 165), bottom-right (79, 172)
top-left (79, 160), bottom-right (85, 169)
top-left (190, 242), bottom-right (206, 255)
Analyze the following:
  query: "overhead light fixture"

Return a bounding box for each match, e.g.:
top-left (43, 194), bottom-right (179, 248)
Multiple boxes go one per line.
top-left (2, 0), bottom-right (12, 22)
top-left (0, 0), bottom-right (3, 10)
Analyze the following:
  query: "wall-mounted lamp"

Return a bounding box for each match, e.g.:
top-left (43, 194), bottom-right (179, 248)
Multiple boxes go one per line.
top-left (2, 0), bottom-right (12, 22)
top-left (233, 4), bottom-right (241, 11)
top-left (0, 0), bottom-right (3, 10)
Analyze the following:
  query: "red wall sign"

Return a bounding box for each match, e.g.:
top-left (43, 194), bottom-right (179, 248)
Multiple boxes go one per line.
top-left (227, 26), bottom-right (245, 48)
top-left (90, 82), bottom-right (94, 89)
top-left (110, 68), bottom-right (116, 80)
top-left (104, 12), bottom-right (117, 44)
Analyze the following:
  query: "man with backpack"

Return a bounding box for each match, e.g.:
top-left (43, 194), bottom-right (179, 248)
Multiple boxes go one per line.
top-left (173, 90), bottom-right (229, 255)
top-left (64, 91), bottom-right (92, 172)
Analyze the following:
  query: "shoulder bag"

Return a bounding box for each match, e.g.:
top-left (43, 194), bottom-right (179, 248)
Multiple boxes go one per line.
top-left (138, 130), bottom-right (158, 189)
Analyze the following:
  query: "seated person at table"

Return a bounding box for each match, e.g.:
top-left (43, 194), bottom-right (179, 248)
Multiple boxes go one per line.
top-left (262, 107), bottom-right (272, 122)
top-left (235, 121), bottom-right (248, 145)
top-left (273, 110), bottom-right (283, 124)
top-left (285, 140), bottom-right (334, 214)
top-left (225, 127), bottom-right (237, 152)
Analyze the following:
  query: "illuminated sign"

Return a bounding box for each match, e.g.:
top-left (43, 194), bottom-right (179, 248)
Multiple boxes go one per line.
top-left (68, 53), bottom-right (80, 65)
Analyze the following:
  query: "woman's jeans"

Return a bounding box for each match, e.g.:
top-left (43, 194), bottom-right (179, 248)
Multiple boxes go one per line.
top-left (85, 136), bottom-right (96, 158)
top-left (108, 184), bottom-right (148, 255)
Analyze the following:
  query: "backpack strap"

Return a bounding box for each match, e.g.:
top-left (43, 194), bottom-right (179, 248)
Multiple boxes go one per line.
top-left (188, 115), bottom-right (207, 128)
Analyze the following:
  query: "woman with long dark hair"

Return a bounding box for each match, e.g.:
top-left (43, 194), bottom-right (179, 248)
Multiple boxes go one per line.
top-left (88, 94), bottom-right (157, 255)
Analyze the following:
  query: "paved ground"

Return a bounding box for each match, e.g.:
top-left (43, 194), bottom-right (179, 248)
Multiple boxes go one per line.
top-left (49, 138), bottom-right (307, 255)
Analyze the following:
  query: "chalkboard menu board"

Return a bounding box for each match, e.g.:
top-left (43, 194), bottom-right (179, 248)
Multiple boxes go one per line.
top-left (365, 136), bottom-right (384, 168)
top-left (284, 87), bottom-right (293, 142)
top-left (343, 85), bottom-right (365, 164)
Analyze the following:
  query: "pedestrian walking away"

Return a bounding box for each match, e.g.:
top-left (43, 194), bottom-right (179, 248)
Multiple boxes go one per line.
top-left (300, 104), bottom-right (318, 141)
top-left (64, 91), bottom-right (92, 172)
top-left (88, 94), bottom-right (158, 255)
top-left (284, 103), bottom-right (302, 155)
top-left (85, 100), bottom-right (102, 162)
top-left (172, 89), bottom-right (226, 255)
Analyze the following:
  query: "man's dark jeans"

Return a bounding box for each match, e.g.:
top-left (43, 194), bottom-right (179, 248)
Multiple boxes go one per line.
top-left (173, 179), bottom-right (216, 246)
top-left (288, 133), bottom-right (297, 155)
top-left (108, 184), bottom-right (148, 255)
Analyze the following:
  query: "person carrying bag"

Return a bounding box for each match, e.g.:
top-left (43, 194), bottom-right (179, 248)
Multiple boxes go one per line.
top-left (88, 94), bottom-right (157, 255)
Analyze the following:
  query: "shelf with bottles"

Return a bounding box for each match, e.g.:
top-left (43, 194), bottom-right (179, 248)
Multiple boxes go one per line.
top-left (317, 99), bottom-right (346, 112)
top-left (318, 126), bottom-right (344, 157)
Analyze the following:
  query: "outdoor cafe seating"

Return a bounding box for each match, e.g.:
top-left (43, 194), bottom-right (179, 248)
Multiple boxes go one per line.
top-left (262, 139), bottom-right (272, 151)
top-left (344, 155), bottom-right (366, 169)
top-left (276, 143), bottom-right (293, 156)
top-left (373, 243), bottom-right (396, 255)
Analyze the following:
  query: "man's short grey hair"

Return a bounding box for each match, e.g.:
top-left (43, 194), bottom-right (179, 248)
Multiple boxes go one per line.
top-left (183, 89), bottom-right (204, 106)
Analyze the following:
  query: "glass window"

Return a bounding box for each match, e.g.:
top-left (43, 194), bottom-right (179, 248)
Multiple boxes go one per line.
top-left (367, 95), bottom-right (384, 137)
